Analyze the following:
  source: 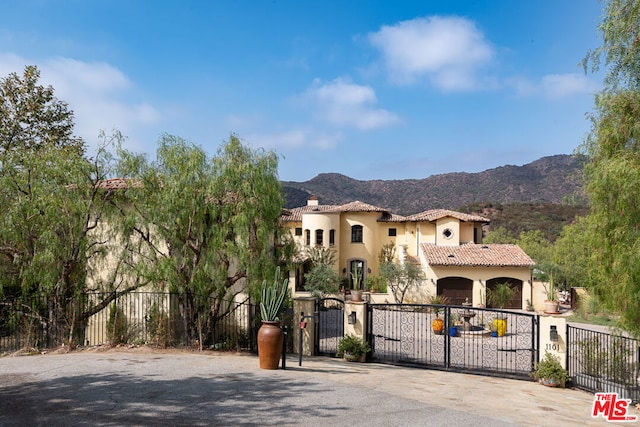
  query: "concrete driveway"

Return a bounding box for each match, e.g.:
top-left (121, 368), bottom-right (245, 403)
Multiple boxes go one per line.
top-left (0, 347), bottom-right (631, 426)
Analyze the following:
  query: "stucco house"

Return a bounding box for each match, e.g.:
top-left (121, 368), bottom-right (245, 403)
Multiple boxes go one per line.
top-left (283, 197), bottom-right (536, 309)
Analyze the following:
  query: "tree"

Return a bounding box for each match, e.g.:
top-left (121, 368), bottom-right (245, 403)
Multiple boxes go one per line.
top-left (0, 65), bottom-right (83, 154)
top-left (483, 227), bottom-right (517, 244)
top-left (303, 246), bottom-right (339, 298)
top-left (380, 259), bottom-right (424, 304)
top-left (580, 0), bottom-right (640, 337)
top-left (516, 230), bottom-right (552, 265)
top-left (0, 65), bottom-right (140, 346)
top-left (117, 134), bottom-right (284, 346)
top-left (0, 128), bottom-right (136, 345)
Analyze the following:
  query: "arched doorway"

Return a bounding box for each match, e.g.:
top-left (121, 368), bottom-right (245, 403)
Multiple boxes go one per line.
top-left (437, 277), bottom-right (473, 306)
top-left (295, 260), bottom-right (312, 292)
top-left (486, 277), bottom-right (523, 309)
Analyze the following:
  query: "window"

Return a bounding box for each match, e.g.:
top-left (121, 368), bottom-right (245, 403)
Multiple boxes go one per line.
top-left (305, 229), bottom-right (310, 246)
top-left (443, 228), bottom-right (454, 239)
top-left (295, 227), bottom-right (302, 236)
top-left (315, 229), bottom-right (323, 246)
top-left (388, 228), bottom-right (397, 237)
top-left (329, 229), bottom-right (335, 246)
top-left (351, 225), bottom-right (363, 243)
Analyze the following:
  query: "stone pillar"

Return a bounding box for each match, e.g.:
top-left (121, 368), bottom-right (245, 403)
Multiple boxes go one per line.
top-left (293, 298), bottom-right (316, 356)
top-left (538, 314), bottom-right (568, 368)
top-left (344, 301), bottom-right (367, 340)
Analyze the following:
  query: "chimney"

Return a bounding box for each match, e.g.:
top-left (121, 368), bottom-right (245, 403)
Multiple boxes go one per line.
top-left (307, 195), bottom-right (319, 206)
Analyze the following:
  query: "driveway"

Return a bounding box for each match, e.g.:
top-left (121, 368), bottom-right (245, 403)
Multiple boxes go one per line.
top-left (0, 347), bottom-right (630, 426)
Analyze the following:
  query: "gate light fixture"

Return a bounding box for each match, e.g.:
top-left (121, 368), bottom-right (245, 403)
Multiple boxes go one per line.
top-left (348, 311), bottom-right (357, 325)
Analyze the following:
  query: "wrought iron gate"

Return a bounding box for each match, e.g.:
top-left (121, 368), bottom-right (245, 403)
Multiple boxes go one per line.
top-left (314, 298), bottom-right (344, 357)
top-left (367, 304), bottom-right (539, 379)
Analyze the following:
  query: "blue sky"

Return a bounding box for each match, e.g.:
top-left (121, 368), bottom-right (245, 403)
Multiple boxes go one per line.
top-left (1, 1), bottom-right (605, 181)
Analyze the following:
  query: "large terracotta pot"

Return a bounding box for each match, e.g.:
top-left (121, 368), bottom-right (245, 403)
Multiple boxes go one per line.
top-left (544, 300), bottom-right (560, 314)
top-left (351, 290), bottom-right (363, 302)
top-left (257, 321), bottom-right (284, 370)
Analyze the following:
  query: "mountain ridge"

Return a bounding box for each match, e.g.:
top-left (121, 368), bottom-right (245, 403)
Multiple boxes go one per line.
top-left (282, 154), bottom-right (586, 215)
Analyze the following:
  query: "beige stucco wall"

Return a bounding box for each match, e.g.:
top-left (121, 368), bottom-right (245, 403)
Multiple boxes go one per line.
top-left (338, 211), bottom-right (381, 279)
top-left (302, 211), bottom-right (340, 248)
top-left (286, 210), bottom-right (531, 310)
top-left (435, 217), bottom-right (460, 246)
top-left (417, 263), bottom-right (533, 308)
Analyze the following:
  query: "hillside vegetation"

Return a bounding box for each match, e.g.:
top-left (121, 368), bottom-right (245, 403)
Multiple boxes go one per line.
top-left (282, 154), bottom-right (588, 240)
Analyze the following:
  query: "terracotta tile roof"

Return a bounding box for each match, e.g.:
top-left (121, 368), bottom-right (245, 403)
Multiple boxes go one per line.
top-left (378, 212), bottom-right (408, 222)
top-left (281, 201), bottom-right (489, 225)
top-left (406, 209), bottom-right (490, 223)
top-left (420, 243), bottom-right (535, 267)
top-left (282, 200), bottom-right (391, 222)
top-left (327, 200), bottom-right (389, 213)
top-left (281, 204), bottom-right (338, 222)
top-left (95, 178), bottom-right (143, 189)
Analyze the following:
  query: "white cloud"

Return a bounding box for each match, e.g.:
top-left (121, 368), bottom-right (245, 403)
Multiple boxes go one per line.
top-left (247, 129), bottom-right (343, 150)
top-left (540, 73), bottom-right (599, 99)
top-left (303, 77), bottom-right (400, 130)
top-left (368, 16), bottom-right (494, 91)
top-left (508, 73), bottom-right (599, 99)
top-left (0, 53), bottom-right (161, 154)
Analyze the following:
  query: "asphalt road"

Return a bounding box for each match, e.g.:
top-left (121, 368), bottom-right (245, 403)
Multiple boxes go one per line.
top-left (0, 347), bottom-right (626, 426)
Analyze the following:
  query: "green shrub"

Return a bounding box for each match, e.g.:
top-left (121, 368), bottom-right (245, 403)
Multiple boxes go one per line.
top-left (107, 303), bottom-right (129, 345)
top-left (531, 351), bottom-right (569, 387)
top-left (147, 303), bottom-right (172, 347)
top-left (337, 335), bottom-right (370, 358)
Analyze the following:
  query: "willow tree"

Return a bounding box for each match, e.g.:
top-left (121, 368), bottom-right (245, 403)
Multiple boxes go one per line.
top-left (117, 134), bottom-right (284, 345)
top-left (0, 66), bottom-right (135, 345)
top-left (580, 0), bottom-right (640, 337)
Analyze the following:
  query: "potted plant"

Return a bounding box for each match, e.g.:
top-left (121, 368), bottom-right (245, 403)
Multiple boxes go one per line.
top-left (350, 265), bottom-right (363, 302)
top-left (525, 299), bottom-right (535, 312)
top-left (531, 351), bottom-right (570, 388)
top-left (258, 267), bottom-right (288, 370)
top-left (487, 282), bottom-right (515, 336)
top-left (536, 263), bottom-right (562, 314)
top-left (427, 294), bottom-right (450, 335)
top-left (337, 334), bottom-right (370, 362)
top-left (448, 312), bottom-right (460, 337)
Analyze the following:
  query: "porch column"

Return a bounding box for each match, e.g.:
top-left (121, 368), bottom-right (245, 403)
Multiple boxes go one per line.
top-left (539, 314), bottom-right (568, 368)
top-left (344, 300), bottom-right (367, 340)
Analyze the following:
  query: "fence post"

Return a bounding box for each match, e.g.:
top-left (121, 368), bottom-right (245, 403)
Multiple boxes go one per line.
top-left (293, 298), bottom-right (316, 356)
top-left (538, 314), bottom-right (567, 368)
top-left (344, 300), bottom-right (367, 341)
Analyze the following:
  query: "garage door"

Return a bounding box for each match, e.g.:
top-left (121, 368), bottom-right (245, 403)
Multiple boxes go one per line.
top-left (437, 277), bottom-right (473, 306)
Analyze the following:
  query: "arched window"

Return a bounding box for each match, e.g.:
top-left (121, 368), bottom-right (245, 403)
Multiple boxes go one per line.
top-left (305, 229), bottom-right (310, 246)
top-left (315, 229), bottom-right (323, 246)
top-left (351, 225), bottom-right (363, 243)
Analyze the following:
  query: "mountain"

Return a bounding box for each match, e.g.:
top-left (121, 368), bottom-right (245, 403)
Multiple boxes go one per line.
top-left (282, 154), bottom-right (586, 215)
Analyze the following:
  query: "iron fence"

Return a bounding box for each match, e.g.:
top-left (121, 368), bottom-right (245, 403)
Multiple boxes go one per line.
top-left (0, 292), bottom-right (279, 353)
top-left (567, 325), bottom-right (640, 403)
top-left (367, 304), bottom-right (538, 379)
